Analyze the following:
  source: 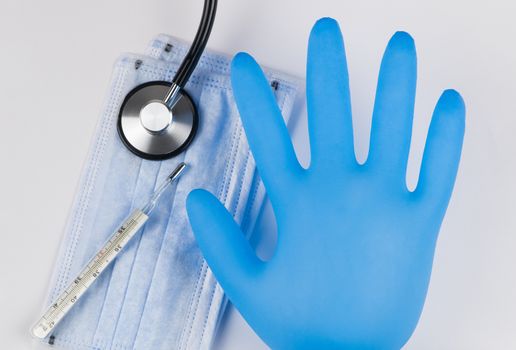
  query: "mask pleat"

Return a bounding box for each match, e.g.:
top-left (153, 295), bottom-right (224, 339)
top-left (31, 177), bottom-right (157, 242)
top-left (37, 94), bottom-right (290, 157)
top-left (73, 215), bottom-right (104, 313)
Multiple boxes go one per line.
top-left (40, 35), bottom-right (300, 349)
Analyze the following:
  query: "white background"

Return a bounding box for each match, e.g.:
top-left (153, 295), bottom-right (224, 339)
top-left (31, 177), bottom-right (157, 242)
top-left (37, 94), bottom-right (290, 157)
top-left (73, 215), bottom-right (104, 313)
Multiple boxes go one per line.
top-left (1, 0), bottom-right (515, 349)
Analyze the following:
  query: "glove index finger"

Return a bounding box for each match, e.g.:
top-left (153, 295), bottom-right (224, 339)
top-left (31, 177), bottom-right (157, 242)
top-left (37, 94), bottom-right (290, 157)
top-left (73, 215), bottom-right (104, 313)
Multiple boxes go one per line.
top-left (231, 53), bottom-right (302, 203)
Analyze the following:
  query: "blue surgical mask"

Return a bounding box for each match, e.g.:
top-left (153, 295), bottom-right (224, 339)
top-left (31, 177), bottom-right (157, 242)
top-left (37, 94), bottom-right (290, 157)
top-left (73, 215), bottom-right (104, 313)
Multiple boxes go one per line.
top-left (38, 35), bottom-right (300, 349)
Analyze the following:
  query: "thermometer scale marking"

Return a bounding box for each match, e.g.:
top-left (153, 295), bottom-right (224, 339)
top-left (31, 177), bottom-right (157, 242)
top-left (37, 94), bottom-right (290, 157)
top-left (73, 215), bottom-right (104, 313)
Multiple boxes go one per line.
top-left (31, 162), bottom-right (186, 340)
top-left (31, 210), bottom-right (148, 339)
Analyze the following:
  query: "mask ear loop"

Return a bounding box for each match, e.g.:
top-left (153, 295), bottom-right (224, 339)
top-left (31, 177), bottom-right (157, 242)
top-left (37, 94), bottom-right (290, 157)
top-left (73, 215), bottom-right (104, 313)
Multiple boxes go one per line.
top-left (163, 0), bottom-right (218, 109)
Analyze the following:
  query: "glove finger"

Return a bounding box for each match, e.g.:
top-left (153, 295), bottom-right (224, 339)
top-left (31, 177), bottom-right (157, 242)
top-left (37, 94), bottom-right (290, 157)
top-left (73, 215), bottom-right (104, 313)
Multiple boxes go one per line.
top-left (415, 89), bottom-right (465, 211)
top-left (368, 32), bottom-right (417, 185)
top-left (307, 18), bottom-right (355, 170)
top-left (186, 189), bottom-right (264, 298)
top-left (231, 53), bottom-right (302, 207)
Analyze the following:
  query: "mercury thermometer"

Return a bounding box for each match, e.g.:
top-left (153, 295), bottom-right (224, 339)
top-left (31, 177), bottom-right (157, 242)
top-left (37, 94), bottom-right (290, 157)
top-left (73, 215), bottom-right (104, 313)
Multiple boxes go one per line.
top-left (31, 162), bottom-right (187, 339)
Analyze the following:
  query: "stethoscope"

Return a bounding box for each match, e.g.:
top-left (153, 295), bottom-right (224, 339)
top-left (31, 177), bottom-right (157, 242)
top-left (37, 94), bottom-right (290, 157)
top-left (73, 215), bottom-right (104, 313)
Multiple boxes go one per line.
top-left (118, 0), bottom-right (217, 160)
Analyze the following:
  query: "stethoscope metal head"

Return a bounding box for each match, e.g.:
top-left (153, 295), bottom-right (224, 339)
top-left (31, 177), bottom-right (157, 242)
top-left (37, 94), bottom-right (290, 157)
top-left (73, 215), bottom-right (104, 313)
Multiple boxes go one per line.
top-left (117, 0), bottom-right (217, 160)
top-left (117, 81), bottom-right (198, 160)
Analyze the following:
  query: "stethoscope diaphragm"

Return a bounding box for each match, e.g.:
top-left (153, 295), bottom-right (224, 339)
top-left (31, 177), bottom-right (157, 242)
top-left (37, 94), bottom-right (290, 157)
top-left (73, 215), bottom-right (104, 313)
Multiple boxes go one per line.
top-left (117, 81), bottom-right (198, 160)
top-left (117, 0), bottom-right (216, 160)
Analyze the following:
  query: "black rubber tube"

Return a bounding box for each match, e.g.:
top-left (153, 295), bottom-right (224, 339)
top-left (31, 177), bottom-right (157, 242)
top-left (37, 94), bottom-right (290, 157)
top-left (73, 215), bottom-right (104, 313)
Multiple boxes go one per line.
top-left (172, 0), bottom-right (218, 88)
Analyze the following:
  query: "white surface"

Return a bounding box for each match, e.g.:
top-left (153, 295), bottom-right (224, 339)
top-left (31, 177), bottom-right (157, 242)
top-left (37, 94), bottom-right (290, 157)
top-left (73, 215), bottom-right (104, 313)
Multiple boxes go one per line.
top-left (1, 0), bottom-right (515, 349)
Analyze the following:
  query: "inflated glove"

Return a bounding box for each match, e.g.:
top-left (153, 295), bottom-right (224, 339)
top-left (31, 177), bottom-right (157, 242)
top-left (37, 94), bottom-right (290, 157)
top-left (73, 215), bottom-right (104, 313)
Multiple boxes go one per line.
top-left (187, 18), bottom-right (465, 349)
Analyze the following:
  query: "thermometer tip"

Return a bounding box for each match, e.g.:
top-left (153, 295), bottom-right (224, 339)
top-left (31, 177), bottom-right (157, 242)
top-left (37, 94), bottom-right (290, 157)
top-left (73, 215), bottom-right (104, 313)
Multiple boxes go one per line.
top-left (168, 162), bottom-right (187, 181)
top-left (30, 324), bottom-right (49, 339)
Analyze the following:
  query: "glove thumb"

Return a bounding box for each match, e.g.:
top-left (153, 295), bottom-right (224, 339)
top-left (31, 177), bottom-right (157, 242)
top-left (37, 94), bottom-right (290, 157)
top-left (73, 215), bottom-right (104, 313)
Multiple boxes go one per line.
top-left (186, 189), bottom-right (264, 300)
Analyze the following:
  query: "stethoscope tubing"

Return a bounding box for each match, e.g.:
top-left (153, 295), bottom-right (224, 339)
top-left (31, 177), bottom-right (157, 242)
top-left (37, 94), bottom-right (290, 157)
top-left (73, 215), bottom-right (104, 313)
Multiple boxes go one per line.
top-left (118, 0), bottom-right (218, 160)
top-left (172, 0), bottom-right (218, 89)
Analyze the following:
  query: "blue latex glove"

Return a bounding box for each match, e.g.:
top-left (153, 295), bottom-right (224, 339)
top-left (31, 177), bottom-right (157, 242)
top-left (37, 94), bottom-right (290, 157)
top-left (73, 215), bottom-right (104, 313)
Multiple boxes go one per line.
top-left (187, 18), bottom-right (465, 349)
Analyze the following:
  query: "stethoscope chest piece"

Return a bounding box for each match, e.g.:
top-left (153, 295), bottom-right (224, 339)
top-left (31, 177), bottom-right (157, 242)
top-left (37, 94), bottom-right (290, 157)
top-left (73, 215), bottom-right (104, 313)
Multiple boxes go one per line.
top-left (117, 81), bottom-right (198, 160)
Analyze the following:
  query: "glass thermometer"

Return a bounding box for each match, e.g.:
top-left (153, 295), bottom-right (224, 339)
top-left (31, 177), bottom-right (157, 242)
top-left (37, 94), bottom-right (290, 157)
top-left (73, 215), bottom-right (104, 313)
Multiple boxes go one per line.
top-left (31, 162), bottom-right (187, 339)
